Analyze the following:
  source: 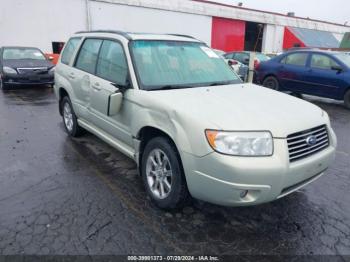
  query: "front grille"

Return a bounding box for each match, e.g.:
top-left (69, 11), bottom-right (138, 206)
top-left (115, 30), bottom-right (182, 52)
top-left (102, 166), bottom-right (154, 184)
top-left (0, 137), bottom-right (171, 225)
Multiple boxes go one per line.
top-left (287, 125), bottom-right (329, 162)
top-left (17, 67), bottom-right (48, 74)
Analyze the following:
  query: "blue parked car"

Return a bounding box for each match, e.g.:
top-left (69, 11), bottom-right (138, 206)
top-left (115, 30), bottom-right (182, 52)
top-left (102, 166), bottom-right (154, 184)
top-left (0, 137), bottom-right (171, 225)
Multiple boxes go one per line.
top-left (256, 50), bottom-right (350, 109)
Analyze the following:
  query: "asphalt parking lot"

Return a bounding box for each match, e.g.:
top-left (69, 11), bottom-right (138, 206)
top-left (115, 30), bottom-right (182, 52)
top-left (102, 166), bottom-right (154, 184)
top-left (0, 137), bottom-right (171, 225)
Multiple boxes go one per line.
top-left (0, 86), bottom-right (349, 256)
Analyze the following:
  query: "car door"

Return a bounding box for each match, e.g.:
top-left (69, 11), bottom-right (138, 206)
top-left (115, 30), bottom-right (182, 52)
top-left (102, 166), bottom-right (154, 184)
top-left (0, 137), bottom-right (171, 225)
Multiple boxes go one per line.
top-left (88, 39), bottom-right (133, 147)
top-left (70, 38), bottom-right (103, 120)
top-left (57, 37), bottom-right (87, 117)
top-left (303, 53), bottom-right (346, 99)
top-left (277, 52), bottom-right (309, 92)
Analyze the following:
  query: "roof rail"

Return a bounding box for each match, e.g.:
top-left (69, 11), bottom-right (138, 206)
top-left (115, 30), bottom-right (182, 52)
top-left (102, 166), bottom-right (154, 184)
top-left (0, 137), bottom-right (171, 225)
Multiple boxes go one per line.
top-left (167, 34), bottom-right (198, 40)
top-left (74, 31), bottom-right (200, 41)
top-left (75, 30), bottom-right (131, 40)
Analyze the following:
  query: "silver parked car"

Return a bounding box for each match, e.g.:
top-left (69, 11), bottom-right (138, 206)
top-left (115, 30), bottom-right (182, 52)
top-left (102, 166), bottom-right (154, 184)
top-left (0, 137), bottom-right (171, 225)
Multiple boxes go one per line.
top-left (54, 31), bottom-right (337, 209)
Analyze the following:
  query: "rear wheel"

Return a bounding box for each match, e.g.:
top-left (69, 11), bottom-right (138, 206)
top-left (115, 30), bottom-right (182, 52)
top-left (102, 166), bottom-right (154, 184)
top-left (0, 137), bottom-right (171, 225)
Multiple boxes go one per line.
top-left (263, 76), bottom-right (279, 90)
top-left (344, 89), bottom-right (350, 109)
top-left (141, 137), bottom-right (189, 209)
top-left (60, 96), bottom-right (84, 137)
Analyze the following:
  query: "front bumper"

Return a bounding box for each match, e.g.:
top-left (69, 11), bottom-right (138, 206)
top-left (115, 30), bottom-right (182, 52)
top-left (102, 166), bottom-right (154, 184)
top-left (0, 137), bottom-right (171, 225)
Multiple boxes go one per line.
top-left (181, 128), bottom-right (336, 206)
top-left (3, 73), bottom-right (54, 85)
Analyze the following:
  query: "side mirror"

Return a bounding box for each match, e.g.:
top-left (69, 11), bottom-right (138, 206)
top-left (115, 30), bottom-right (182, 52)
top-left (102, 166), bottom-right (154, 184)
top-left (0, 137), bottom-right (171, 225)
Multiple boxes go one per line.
top-left (48, 56), bottom-right (54, 61)
top-left (108, 79), bottom-right (131, 116)
top-left (108, 92), bottom-right (123, 116)
top-left (331, 65), bottom-right (343, 72)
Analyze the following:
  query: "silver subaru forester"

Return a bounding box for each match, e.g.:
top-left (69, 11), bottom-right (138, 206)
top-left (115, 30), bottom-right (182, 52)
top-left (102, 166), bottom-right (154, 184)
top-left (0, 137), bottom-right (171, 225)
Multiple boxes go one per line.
top-left (54, 30), bottom-right (336, 209)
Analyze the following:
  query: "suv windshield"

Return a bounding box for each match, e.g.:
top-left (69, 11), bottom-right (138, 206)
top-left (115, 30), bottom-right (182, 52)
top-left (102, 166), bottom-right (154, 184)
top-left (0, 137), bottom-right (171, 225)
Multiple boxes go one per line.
top-left (3, 48), bottom-right (46, 60)
top-left (130, 40), bottom-right (241, 90)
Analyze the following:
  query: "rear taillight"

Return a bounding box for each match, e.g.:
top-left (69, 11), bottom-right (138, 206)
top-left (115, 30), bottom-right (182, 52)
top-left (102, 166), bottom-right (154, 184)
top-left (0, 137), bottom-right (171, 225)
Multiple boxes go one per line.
top-left (254, 59), bottom-right (260, 70)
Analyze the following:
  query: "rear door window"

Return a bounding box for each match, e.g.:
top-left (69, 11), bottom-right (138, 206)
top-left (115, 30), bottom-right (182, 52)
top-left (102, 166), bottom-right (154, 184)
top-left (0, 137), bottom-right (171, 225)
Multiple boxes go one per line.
top-left (282, 53), bottom-right (308, 67)
top-left (74, 39), bottom-right (103, 74)
top-left (96, 40), bottom-right (128, 85)
top-left (61, 38), bottom-right (81, 65)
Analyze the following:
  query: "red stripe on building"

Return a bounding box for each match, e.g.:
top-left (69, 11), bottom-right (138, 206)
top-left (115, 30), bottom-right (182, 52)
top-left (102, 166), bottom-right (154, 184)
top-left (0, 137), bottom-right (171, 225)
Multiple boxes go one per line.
top-left (283, 27), bottom-right (306, 50)
top-left (211, 17), bottom-right (245, 52)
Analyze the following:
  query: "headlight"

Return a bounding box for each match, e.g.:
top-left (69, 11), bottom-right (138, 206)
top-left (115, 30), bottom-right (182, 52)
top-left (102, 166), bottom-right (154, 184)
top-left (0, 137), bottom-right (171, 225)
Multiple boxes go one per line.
top-left (205, 130), bottom-right (273, 156)
top-left (3, 66), bottom-right (17, 74)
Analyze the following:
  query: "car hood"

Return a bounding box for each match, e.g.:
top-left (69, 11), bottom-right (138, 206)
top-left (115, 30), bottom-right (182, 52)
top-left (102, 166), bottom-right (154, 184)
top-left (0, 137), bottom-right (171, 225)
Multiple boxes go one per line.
top-left (147, 83), bottom-right (328, 138)
top-left (3, 59), bottom-right (53, 69)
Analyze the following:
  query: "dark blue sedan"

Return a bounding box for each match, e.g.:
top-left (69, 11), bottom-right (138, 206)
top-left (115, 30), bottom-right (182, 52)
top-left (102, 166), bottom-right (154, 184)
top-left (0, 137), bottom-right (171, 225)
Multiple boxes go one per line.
top-left (256, 50), bottom-right (350, 109)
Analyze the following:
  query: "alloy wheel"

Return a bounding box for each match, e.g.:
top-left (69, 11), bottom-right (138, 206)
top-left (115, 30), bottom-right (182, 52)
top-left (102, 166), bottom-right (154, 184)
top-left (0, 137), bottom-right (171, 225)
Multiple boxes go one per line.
top-left (263, 77), bottom-right (278, 90)
top-left (63, 102), bottom-right (74, 132)
top-left (146, 149), bottom-right (173, 200)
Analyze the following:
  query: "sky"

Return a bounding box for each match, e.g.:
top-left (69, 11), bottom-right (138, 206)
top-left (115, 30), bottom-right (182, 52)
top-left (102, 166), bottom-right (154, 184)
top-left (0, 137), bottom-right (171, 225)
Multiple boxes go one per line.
top-left (212, 0), bottom-right (349, 25)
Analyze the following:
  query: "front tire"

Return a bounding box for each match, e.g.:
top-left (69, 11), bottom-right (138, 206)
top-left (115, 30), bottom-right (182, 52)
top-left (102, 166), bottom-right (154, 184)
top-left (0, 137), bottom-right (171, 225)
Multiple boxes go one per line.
top-left (263, 76), bottom-right (279, 90)
top-left (60, 96), bottom-right (84, 137)
top-left (141, 137), bottom-right (189, 209)
top-left (344, 89), bottom-right (350, 109)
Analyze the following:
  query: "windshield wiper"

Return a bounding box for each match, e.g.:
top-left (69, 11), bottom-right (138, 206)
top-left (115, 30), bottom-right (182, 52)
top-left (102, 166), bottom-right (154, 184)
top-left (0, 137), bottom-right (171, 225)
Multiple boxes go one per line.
top-left (208, 81), bottom-right (235, 87)
top-left (150, 85), bottom-right (194, 91)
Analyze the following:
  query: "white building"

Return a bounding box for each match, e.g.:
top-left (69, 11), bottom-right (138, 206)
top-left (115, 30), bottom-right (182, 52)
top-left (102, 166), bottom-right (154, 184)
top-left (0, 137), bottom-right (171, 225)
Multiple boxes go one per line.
top-left (1, 0), bottom-right (349, 54)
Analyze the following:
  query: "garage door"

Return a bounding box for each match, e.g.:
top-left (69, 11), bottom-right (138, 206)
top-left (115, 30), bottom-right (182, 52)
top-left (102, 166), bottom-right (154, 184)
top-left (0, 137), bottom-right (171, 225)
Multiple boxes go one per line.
top-left (211, 17), bottom-right (246, 52)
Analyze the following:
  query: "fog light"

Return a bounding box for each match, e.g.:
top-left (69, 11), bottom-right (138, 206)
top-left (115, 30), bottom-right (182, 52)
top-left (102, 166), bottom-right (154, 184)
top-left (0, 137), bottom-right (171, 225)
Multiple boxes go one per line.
top-left (240, 190), bottom-right (248, 199)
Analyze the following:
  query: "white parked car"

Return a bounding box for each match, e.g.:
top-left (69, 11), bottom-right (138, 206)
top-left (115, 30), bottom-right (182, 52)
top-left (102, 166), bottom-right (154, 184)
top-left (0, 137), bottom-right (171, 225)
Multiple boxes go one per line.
top-left (54, 31), bottom-right (337, 209)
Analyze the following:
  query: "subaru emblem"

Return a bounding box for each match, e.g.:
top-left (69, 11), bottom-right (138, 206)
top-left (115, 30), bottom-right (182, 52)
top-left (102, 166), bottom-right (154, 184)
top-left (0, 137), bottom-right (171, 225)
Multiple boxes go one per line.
top-left (306, 135), bottom-right (317, 146)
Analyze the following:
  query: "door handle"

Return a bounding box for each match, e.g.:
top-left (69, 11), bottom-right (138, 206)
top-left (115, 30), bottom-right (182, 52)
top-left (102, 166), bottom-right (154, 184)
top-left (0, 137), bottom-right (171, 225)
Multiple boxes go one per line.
top-left (92, 82), bottom-right (101, 91)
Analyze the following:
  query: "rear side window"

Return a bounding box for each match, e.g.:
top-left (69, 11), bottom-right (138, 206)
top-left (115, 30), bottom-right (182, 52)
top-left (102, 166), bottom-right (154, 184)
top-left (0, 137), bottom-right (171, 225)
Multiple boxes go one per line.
top-left (96, 40), bottom-right (128, 85)
top-left (281, 53), bottom-right (308, 66)
top-left (61, 38), bottom-right (81, 65)
top-left (75, 39), bottom-right (103, 74)
top-left (311, 54), bottom-right (339, 70)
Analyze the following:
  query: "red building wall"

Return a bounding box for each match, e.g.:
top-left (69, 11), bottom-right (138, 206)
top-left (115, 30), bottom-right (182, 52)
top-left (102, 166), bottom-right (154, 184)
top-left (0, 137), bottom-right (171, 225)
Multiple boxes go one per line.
top-left (283, 27), bottom-right (306, 50)
top-left (211, 17), bottom-right (246, 52)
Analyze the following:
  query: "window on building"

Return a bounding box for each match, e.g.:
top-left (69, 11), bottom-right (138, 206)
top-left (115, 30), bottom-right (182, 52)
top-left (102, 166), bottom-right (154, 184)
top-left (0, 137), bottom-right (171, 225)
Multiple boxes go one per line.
top-left (96, 40), bottom-right (128, 85)
top-left (311, 54), bottom-right (339, 70)
top-left (282, 53), bottom-right (308, 66)
top-left (75, 39), bottom-right (103, 74)
top-left (61, 38), bottom-right (81, 65)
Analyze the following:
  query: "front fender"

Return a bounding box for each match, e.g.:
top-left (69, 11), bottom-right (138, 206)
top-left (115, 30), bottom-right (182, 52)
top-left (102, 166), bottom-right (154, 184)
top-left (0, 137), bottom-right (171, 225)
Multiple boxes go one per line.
top-left (131, 105), bottom-right (213, 157)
